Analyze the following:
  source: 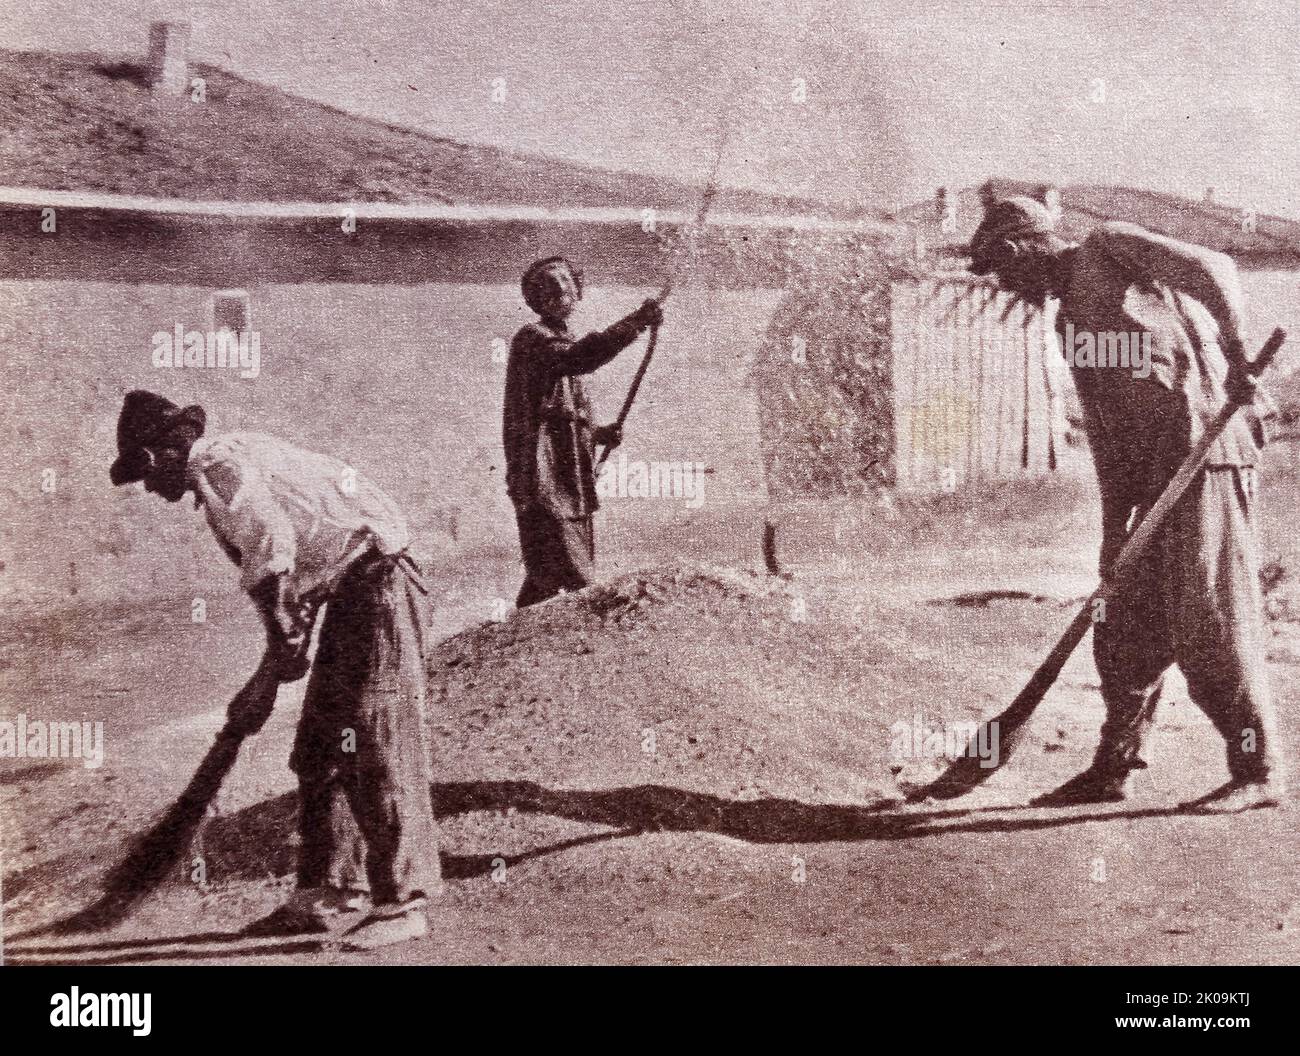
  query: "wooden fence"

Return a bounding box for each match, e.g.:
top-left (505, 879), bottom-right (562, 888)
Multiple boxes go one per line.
top-left (889, 277), bottom-right (1074, 493)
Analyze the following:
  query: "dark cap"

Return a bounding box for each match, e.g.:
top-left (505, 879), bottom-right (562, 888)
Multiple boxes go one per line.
top-left (967, 196), bottom-right (1058, 274)
top-left (110, 390), bottom-right (206, 485)
top-left (521, 256), bottom-right (584, 314)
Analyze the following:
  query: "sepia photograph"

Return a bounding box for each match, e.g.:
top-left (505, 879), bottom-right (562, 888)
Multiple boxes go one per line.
top-left (0, 0), bottom-right (1297, 1027)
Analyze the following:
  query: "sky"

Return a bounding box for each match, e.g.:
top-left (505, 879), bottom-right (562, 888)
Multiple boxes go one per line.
top-left (2, 0), bottom-right (1297, 217)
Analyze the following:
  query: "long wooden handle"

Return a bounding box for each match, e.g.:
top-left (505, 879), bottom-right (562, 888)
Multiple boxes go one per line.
top-left (595, 319), bottom-right (665, 473)
top-left (1100, 327), bottom-right (1284, 588)
top-left (915, 327), bottom-right (1285, 801)
top-left (591, 243), bottom-right (691, 475)
top-left (620, 327), bottom-right (668, 428)
top-left (1011, 327), bottom-right (1283, 718)
top-left (593, 140), bottom-right (727, 473)
top-left (57, 660), bottom-right (281, 931)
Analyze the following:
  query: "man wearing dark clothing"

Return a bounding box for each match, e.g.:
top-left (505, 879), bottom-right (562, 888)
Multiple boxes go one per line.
top-left (504, 256), bottom-right (662, 607)
top-left (968, 197), bottom-right (1283, 814)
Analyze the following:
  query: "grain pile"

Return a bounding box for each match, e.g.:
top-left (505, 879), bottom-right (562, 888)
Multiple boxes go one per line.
top-left (426, 566), bottom-right (896, 804)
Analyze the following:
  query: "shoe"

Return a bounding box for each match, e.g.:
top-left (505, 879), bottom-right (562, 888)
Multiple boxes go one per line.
top-left (340, 900), bottom-right (429, 951)
top-left (1032, 766), bottom-right (1134, 807)
top-left (1182, 776), bottom-right (1285, 814)
top-left (243, 887), bottom-right (370, 937)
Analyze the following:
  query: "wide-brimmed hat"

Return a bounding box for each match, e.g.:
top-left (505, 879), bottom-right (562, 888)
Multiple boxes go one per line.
top-left (109, 390), bottom-right (206, 485)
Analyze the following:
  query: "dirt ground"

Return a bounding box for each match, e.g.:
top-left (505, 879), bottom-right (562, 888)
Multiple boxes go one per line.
top-left (4, 451), bottom-right (1300, 967)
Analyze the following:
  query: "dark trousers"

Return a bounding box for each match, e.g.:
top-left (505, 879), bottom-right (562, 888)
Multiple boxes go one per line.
top-left (514, 506), bottom-right (595, 608)
top-left (290, 553), bottom-right (441, 904)
top-left (1093, 467), bottom-right (1279, 783)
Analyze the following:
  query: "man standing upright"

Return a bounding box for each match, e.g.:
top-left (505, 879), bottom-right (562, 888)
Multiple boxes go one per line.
top-left (110, 390), bottom-right (441, 948)
top-left (968, 197), bottom-right (1283, 812)
top-left (504, 255), bottom-right (662, 607)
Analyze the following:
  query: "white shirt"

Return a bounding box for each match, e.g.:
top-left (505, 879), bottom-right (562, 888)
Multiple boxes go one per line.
top-left (187, 432), bottom-right (409, 598)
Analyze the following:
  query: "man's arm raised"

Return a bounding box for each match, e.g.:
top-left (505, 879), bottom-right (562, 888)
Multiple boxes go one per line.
top-left (537, 299), bottom-right (663, 376)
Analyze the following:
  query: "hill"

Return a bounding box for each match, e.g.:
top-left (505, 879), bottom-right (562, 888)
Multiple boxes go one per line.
top-left (0, 46), bottom-right (850, 217)
top-left (896, 179), bottom-right (1300, 270)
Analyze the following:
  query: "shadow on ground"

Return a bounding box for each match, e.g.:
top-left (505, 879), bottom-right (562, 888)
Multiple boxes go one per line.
top-left (7, 778), bottom-right (1203, 959)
